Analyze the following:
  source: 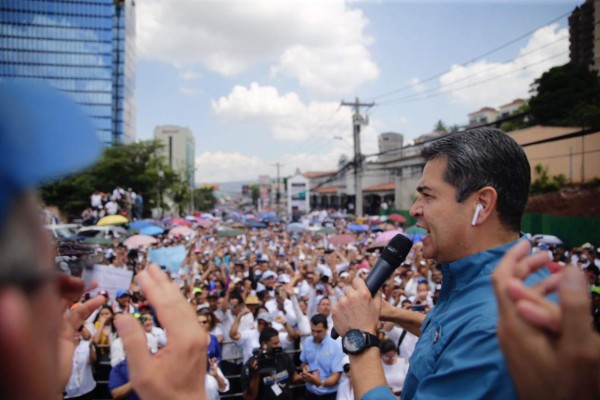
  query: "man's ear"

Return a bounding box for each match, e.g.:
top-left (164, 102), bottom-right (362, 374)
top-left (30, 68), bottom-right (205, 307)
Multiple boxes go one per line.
top-left (472, 186), bottom-right (498, 226)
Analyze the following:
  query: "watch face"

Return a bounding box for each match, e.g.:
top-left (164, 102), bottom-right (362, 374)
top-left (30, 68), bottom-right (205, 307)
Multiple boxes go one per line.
top-left (343, 330), bottom-right (366, 354)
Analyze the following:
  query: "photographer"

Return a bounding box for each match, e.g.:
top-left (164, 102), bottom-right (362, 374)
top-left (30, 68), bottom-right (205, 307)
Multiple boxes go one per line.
top-left (241, 327), bottom-right (301, 400)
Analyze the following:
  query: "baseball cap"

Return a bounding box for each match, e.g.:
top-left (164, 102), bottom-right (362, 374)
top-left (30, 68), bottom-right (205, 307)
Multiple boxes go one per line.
top-left (0, 80), bottom-right (100, 225)
top-left (261, 270), bottom-right (277, 281)
top-left (256, 312), bottom-right (273, 323)
top-left (116, 289), bottom-right (130, 298)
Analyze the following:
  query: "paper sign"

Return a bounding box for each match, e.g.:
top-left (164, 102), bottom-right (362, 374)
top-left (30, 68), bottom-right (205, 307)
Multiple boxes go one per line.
top-left (148, 245), bottom-right (187, 273)
top-left (83, 264), bottom-right (134, 301)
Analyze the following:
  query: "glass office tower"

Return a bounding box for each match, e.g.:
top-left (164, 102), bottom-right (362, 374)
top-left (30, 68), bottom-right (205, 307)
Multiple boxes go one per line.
top-left (0, 0), bottom-right (136, 144)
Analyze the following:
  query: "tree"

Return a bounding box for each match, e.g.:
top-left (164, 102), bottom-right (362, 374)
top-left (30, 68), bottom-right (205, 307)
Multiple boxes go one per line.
top-left (528, 63), bottom-right (600, 128)
top-left (193, 186), bottom-right (217, 211)
top-left (249, 184), bottom-right (260, 206)
top-left (499, 102), bottom-right (531, 132)
top-left (433, 120), bottom-right (447, 132)
top-left (40, 140), bottom-right (186, 218)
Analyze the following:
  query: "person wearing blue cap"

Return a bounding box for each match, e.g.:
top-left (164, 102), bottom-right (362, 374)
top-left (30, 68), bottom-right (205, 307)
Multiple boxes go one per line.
top-left (0, 81), bottom-right (209, 399)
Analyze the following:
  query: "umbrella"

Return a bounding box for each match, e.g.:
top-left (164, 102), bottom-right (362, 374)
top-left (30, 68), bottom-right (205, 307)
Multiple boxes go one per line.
top-left (259, 212), bottom-right (277, 220)
top-left (317, 227), bottom-right (337, 235)
top-left (82, 237), bottom-right (121, 246)
top-left (184, 215), bottom-right (197, 222)
top-left (140, 225), bottom-right (165, 236)
top-left (200, 213), bottom-right (214, 220)
top-left (170, 218), bottom-right (192, 227)
top-left (124, 235), bottom-right (158, 248)
top-left (374, 230), bottom-right (404, 247)
top-left (216, 229), bottom-right (244, 238)
top-left (129, 219), bottom-right (159, 230)
top-left (286, 223), bottom-right (306, 232)
top-left (533, 234), bottom-right (563, 246)
top-left (347, 224), bottom-right (369, 233)
top-left (97, 215), bottom-right (129, 226)
top-left (197, 220), bottom-right (213, 228)
top-left (405, 225), bottom-right (427, 235)
top-left (245, 214), bottom-right (256, 220)
top-left (330, 234), bottom-right (355, 246)
top-left (387, 214), bottom-right (407, 223)
top-left (246, 220), bottom-right (267, 229)
top-left (170, 226), bottom-right (195, 236)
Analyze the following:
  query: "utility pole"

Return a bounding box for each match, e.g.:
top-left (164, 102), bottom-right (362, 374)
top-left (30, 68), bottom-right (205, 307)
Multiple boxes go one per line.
top-left (272, 162), bottom-right (284, 216)
top-left (340, 98), bottom-right (374, 217)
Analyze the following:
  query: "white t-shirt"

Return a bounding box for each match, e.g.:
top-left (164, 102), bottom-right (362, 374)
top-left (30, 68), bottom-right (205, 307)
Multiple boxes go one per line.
top-left (385, 325), bottom-right (419, 359)
top-left (64, 340), bottom-right (96, 398)
top-left (91, 194), bottom-right (102, 208)
top-left (151, 326), bottom-right (167, 348)
top-left (382, 357), bottom-right (409, 394)
top-left (336, 377), bottom-right (354, 400)
top-left (105, 201), bottom-right (118, 215)
top-left (205, 368), bottom-right (230, 400)
top-left (236, 329), bottom-right (260, 363)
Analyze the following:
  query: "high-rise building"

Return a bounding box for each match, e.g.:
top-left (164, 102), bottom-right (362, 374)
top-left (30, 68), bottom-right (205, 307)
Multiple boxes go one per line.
top-left (0, 0), bottom-right (136, 144)
top-left (153, 125), bottom-right (196, 188)
top-left (569, 0), bottom-right (600, 72)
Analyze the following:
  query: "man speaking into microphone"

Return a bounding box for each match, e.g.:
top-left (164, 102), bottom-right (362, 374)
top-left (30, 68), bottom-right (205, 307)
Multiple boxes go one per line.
top-left (333, 128), bottom-right (552, 400)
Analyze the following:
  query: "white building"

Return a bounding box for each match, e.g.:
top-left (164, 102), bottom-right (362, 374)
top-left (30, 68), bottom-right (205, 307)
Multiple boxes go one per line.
top-left (153, 125), bottom-right (196, 187)
top-left (498, 99), bottom-right (526, 118)
top-left (468, 107), bottom-right (498, 127)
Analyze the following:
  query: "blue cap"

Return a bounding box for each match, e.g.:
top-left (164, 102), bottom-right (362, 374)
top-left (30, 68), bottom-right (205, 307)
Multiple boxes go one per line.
top-left (0, 80), bottom-right (101, 225)
top-left (116, 289), bottom-right (130, 298)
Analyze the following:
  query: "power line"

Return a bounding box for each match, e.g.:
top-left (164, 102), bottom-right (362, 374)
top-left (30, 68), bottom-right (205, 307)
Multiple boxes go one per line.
top-left (381, 35), bottom-right (567, 104)
top-left (378, 50), bottom-right (568, 107)
top-left (368, 10), bottom-right (572, 101)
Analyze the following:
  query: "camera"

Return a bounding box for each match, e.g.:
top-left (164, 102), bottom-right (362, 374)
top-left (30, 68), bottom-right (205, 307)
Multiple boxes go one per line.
top-left (249, 347), bottom-right (282, 372)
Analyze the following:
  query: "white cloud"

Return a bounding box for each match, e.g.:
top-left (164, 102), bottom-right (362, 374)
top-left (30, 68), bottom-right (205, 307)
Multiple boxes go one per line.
top-left (179, 87), bottom-right (202, 97)
top-left (211, 83), bottom-right (352, 141)
top-left (195, 148), bottom-right (350, 183)
top-left (196, 152), bottom-right (271, 183)
top-left (180, 70), bottom-right (203, 81)
top-left (137, 0), bottom-right (378, 95)
top-left (439, 24), bottom-right (569, 110)
top-left (410, 78), bottom-right (425, 94)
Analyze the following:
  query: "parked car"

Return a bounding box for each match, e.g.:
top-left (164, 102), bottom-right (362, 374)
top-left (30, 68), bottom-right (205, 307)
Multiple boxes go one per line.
top-left (44, 224), bottom-right (80, 240)
top-left (77, 225), bottom-right (128, 239)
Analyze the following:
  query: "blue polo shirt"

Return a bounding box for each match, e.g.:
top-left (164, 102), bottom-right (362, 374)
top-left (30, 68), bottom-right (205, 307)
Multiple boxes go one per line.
top-left (402, 239), bottom-right (552, 399)
top-left (300, 335), bottom-right (344, 395)
top-left (108, 360), bottom-right (141, 400)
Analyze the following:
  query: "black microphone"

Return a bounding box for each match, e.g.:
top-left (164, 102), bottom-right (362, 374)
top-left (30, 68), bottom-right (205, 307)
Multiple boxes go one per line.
top-left (331, 233), bottom-right (413, 339)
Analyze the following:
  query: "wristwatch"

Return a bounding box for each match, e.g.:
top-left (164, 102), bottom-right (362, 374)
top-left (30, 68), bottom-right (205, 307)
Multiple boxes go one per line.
top-left (342, 329), bottom-right (380, 355)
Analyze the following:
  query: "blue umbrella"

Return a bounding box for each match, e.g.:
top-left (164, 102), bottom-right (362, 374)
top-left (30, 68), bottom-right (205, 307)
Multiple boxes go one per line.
top-left (347, 224), bottom-right (369, 233)
top-left (259, 212), bottom-right (276, 220)
top-left (140, 225), bottom-right (164, 236)
top-left (287, 222), bottom-right (305, 232)
top-left (130, 219), bottom-right (157, 230)
top-left (246, 220), bottom-right (267, 229)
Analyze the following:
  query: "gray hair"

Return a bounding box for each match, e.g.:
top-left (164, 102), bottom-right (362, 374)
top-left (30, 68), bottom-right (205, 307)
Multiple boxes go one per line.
top-left (421, 128), bottom-right (530, 232)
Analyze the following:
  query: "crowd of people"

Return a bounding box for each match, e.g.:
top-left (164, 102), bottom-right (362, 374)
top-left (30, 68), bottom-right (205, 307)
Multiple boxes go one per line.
top-left (81, 188), bottom-right (144, 225)
top-left (1, 80), bottom-right (599, 400)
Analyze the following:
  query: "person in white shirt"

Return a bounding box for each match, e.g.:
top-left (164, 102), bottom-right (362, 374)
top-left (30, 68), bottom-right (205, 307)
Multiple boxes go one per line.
top-left (205, 357), bottom-right (229, 400)
top-left (141, 313), bottom-right (167, 349)
top-left (105, 200), bottom-right (118, 216)
top-left (379, 339), bottom-right (409, 397)
top-left (337, 361), bottom-right (355, 400)
top-left (64, 327), bottom-right (96, 399)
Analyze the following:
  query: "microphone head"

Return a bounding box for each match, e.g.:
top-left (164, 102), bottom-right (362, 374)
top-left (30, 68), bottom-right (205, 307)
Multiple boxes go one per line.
top-left (380, 234), bottom-right (413, 267)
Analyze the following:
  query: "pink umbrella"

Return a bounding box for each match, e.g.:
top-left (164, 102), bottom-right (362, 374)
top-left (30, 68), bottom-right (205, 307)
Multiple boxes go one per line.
top-left (124, 234), bottom-right (158, 248)
top-left (387, 214), bottom-right (407, 223)
top-left (330, 234), bottom-right (356, 246)
top-left (170, 217), bottom-right (192, 226)
top-left (197, 220), bottom-right (213, 228)
top-left (170, 226), bottom-right (195, 236)
top-left (374, 230), bottom-right (403, 247)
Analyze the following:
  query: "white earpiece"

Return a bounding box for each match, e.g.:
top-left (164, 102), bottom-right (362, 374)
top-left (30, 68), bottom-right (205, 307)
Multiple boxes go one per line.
top-left (471, 203), bottom-right (484, 226)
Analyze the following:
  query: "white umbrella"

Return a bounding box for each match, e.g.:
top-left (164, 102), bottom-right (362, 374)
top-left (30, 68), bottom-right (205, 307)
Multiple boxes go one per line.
top-left (533, 234), bottom-right (563, 246)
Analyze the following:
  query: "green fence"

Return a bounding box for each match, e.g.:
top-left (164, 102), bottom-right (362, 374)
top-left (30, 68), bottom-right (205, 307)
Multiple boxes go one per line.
top-left (522, 213), bottom-right (600, 248)
top-left (381, 209), bottom-right (599, 248)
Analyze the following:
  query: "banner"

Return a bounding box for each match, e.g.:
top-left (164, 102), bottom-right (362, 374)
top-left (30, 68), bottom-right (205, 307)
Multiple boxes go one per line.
top-left (83, 264), bottom-right (134, 301)
top-left (148, 245), bottom-right (187, 273)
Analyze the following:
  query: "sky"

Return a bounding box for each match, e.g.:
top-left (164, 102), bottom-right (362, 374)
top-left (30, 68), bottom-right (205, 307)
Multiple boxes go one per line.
top-left (135, 0), bottom-right (581, 184)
